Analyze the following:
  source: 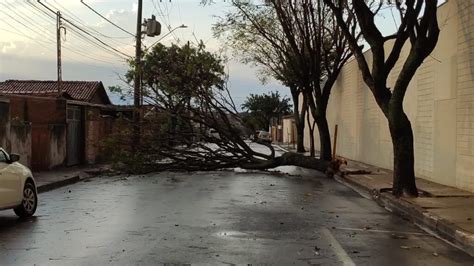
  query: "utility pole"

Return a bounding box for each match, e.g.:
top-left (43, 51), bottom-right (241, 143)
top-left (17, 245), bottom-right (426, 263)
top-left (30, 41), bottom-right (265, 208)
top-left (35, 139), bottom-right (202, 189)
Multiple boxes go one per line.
top-left (56, 11), bottom-right (62, 94)
top-left (133, 0), bottom-right (143, 149)
top-left (38, 1), bottom-right (64, 94)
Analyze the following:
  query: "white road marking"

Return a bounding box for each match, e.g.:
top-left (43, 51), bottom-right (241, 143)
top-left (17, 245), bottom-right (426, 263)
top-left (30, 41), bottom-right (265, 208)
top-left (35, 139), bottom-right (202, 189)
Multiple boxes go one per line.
top-left (334, 227), bottom-right (428, 236)
top-left (321, 227), bottom-right (356, 266)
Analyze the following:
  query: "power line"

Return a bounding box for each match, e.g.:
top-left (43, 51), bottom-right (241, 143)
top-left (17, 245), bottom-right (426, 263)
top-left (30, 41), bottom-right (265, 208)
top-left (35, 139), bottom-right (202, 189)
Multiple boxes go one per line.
top-left (43, 0), bottom-right (134, 45)
top-left (63, 28), bottom-right (127, 62)
top-left (80, 0), bottom-right (135, 37)
top-left (26, 0), bottom-right (56, 20)
top-left (63, 23), bottom-right (131, 60)
top-left (35, 0), bottom-right (131, 59)
top-left (0, 8), bottom-right (56, 47)
top-left (0, 16), bottom-right (57, 54)
top-left (1, 2), bottom-right (54, 39)
top-left (22, 1), bottom-right (126, 62)
top-left (63, 44), bottom-right (125, 65)
top-left (22, 1), bottom-right (55, 26)
top-left (0, 2), bottom-right (124, 72)
top-left (62, 18), bottom-right (132, 59)
top-left (152, 0), bottom-right (179, 42)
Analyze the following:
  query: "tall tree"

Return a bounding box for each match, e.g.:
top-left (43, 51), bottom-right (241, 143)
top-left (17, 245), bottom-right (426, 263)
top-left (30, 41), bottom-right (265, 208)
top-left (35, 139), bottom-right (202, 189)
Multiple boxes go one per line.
top-left (323, 0), bottom-right (440, 196)
top-left (126, 42), bottom-right (226, 136)
top-left (215, 0), bottom-right (355, 160)
top-left (241, 91), bottom-right (292, 130)
top-left (214, 7), bottom-right (308, 152)
top-left (107, 40), bottom-right (334, 175)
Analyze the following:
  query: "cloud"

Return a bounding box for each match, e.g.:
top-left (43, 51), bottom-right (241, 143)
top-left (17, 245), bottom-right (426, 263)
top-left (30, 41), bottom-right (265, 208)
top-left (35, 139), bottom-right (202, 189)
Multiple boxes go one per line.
top-left (0, 42), bottom-right (16, 54)
top-left (0, 40), bottom-right (41, 57)
top-left (132, 1), bottom-right (138, 13)
top-left (96, 9), bottom-right (136, 36)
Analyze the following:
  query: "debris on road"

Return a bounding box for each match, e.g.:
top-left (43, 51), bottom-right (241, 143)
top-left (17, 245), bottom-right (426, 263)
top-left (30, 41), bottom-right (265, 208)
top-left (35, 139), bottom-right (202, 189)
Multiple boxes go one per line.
top-left (400, 245), bottom-right (421, 250)
top-left (391, 234), bottom-right (408, 240)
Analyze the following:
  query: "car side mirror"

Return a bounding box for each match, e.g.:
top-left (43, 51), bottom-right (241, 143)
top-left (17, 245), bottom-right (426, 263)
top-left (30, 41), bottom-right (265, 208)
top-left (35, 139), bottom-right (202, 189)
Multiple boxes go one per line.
top-left (9, 153), bottom-right (20, 163)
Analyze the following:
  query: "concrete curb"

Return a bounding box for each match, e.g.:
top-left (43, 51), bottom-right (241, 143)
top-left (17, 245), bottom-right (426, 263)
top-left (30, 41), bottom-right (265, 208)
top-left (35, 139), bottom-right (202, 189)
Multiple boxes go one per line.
top-left (36, 167), bottom-right (113, 194)
top-left (335, 174), bottom-right (474, 257)
top-left (272, 144), bottom-right (289, 153)
top-left (37, 175), bottom-right (82, 193)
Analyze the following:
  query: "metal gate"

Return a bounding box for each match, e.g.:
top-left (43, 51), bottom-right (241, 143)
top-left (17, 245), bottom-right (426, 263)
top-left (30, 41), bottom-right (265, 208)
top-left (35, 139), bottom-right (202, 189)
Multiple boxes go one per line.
top-left (67, 105), bottom-right (82, 166)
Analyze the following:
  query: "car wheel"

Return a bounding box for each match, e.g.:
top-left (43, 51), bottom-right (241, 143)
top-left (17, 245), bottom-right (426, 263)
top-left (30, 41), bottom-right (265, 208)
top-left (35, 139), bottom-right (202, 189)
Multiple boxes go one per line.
top-left (14, 182), bottom-right (37, 218)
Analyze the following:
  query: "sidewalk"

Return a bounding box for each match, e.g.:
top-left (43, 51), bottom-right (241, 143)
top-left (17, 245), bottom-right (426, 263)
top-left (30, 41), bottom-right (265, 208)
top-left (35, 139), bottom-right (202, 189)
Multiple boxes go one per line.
top-left (274, 143), bottom-right (474, 256)
top-left (34, 164), bottom-right (112, 193)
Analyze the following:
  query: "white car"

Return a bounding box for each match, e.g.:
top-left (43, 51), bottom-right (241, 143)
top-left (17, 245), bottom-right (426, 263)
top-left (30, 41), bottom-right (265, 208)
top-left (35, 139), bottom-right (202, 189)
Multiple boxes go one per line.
top-left (0, 148), bottom-right (37, 218)
top-left (207, 129), bottom-right (220, 139)
top-left (257, 131), bottom-right (272, 143)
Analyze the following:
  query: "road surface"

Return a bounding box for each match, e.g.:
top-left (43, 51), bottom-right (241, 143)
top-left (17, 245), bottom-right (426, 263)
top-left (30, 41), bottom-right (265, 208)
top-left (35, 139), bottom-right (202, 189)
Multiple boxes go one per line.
top-left (0, 167), bottom-right (472, 265)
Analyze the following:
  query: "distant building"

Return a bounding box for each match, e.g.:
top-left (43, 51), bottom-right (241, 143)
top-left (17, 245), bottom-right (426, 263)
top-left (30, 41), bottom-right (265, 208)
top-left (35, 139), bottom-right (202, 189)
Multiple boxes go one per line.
top-left (0, 80), bottom-right (111, 105)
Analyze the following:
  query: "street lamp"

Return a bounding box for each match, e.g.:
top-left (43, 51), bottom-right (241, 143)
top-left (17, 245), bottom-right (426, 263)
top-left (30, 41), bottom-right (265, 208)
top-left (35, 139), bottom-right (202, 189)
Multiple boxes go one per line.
top-left (140, 24), bottom-right (188, 107)
top-left (144, 24), bottom-right (188, 52)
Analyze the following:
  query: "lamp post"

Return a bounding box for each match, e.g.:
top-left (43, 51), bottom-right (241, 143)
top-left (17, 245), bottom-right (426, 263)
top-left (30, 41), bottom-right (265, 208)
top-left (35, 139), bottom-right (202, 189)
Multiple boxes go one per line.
top-left (132, 0), bottom-right (186, 148)
top-left (144, 24), bottom-right (188, 52)
top-left (140, 24), bottom-right (188, 107)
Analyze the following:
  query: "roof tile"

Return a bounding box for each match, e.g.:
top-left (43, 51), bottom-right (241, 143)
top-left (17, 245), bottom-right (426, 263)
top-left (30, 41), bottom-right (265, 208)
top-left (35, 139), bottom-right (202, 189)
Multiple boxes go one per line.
top-left (0, 80), bottom-right (110, 104)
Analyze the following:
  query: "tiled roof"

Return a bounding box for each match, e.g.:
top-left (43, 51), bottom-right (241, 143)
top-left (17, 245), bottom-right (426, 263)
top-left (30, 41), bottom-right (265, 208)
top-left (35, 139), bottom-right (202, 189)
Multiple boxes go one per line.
top-left (0, 80), bottom-right (111, 104)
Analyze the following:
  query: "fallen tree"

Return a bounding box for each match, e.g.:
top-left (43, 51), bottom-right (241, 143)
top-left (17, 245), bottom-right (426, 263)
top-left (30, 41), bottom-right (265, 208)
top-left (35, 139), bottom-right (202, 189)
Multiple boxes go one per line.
top-left (105, 42), bottom-right (331, 174)
top-left (110, 84), bottom-right (331, 174)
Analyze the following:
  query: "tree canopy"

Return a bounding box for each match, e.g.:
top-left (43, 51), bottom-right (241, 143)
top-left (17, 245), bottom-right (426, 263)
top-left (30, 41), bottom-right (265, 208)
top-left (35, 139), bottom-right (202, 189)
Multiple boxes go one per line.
top-left (214, 0), bottom-right (355, 159)
top-left (131, 42), bottom-right (226, 112)
top-left (241, 91), bottom-right (292, 130)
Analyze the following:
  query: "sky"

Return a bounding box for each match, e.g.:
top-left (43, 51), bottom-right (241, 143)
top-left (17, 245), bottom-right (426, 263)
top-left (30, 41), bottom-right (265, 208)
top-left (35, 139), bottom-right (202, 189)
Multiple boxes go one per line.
top-left (0, 0), bottom-right (287, 107)
top-left (0, 0), bottom-right (443, 107)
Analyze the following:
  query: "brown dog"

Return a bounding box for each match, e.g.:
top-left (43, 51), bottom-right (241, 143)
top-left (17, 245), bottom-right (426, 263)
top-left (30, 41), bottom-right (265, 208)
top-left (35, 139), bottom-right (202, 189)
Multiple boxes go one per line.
top-left (326, 156), bottom-right (347, 178)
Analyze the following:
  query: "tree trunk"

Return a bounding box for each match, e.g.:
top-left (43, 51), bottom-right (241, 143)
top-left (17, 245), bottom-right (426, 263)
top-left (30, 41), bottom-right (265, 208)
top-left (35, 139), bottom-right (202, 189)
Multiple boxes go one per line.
top-left (291, 87), bottom-right (306, 153)
top-left (315, 115), bottom-right (332, 161)
top-left (307, 111), bottom-right (316, 157)
top-left (241, 152), bottom-right (330, 172)
top-left (169, 113), bottom-right (178, 146)
top-left (388, 111), bottom-right (418, 197)
top-left (296, 121), bottom-right (306, 153)
top-left (309, 127), bottom-right (315, 157)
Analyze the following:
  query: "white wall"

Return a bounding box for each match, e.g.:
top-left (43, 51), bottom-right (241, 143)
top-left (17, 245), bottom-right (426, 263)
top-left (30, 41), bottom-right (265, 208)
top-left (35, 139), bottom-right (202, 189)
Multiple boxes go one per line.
top-left (304, 0), bottom-right (474, 192)
top-left (282, 117), bottom-right (294, 144)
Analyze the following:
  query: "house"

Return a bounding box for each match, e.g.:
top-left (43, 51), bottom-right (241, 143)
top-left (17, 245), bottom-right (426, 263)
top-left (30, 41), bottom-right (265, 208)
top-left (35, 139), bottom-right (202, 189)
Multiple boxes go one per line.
top-left (281, 115), bottom-right (296, 145)
top-left (0, 80), bottom-right (131, 171)
top-left (0, 80), bottom-right (111, 105)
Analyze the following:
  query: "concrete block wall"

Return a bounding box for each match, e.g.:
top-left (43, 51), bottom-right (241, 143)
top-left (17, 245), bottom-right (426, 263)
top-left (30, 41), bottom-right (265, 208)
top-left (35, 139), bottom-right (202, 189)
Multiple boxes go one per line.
top-left (282, 117), bottom-right (294, 144)
top-left (455, 0), bottom-right (474, 191)
top-left (85, 107), bottom-right (101, 164)
top-left (304, 0), bottom-right (474, 192)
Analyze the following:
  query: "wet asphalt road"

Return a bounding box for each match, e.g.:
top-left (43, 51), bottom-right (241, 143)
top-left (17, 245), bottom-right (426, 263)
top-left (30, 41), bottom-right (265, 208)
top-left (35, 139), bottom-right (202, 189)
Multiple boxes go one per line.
top-left (0, 167), bottom-right (472, 265)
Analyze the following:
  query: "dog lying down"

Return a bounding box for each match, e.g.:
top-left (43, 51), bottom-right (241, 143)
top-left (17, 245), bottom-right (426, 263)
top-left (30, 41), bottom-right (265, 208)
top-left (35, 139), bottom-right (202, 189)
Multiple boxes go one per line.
top-left (325, 157), bottom-right (372, 178)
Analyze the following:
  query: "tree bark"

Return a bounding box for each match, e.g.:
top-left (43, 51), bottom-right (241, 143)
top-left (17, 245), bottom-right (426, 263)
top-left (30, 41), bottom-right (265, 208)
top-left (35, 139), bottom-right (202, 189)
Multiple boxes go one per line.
top-left (296, 121), bottom-right (306, 153)
top-left (307, 110), bottom-right (316, 157)
top-left (241, 152), bottom-right (330, 172)
top-left (315, 115), bottom-right (332, 161)
top-left (389, 110), bottom-right (418, 197)
top-left (291, 87), bottom-right (306, 153)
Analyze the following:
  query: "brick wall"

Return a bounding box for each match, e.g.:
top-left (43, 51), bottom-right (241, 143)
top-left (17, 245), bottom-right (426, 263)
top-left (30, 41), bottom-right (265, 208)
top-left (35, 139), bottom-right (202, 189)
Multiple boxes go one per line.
top-left (2, 95), bottom-right (67, 170)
